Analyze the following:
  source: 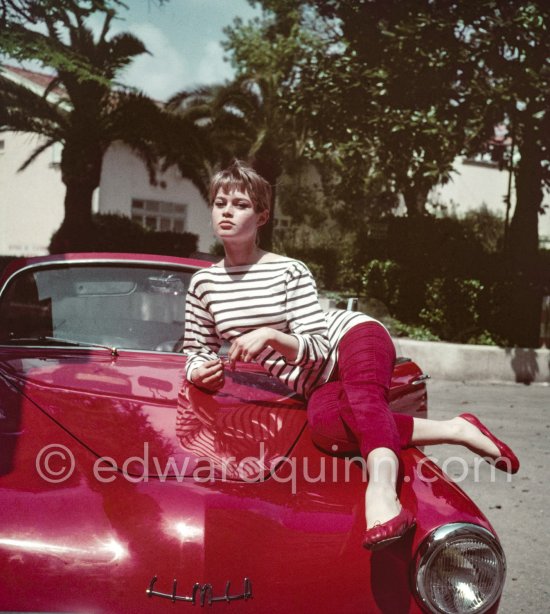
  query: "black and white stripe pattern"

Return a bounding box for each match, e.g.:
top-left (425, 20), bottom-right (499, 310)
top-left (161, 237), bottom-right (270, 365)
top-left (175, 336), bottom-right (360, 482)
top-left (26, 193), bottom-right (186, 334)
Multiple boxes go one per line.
top-left (183, 258), bottom-right (375, 397)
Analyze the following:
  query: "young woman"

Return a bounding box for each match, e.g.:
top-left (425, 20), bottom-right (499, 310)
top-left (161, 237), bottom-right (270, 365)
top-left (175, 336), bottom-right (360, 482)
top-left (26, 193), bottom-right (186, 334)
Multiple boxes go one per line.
top-left (183, 161), bottom-right (519, 550)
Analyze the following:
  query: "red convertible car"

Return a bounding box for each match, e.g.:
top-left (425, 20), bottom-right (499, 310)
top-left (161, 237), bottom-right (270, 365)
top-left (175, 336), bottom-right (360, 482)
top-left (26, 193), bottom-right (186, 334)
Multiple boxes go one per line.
top-left (0, 253), bottom-right (506, 613)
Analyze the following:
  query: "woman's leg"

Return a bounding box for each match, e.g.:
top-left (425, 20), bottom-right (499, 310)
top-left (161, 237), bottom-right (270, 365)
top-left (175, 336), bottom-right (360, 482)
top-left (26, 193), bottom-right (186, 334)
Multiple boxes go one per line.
top-left (334, 320), bottom-right (509, 461)
top-left (307, 321), bottom-right (518, 542)
top-left (335, 322), bottom-right (409, 530)
top-left (336, 322), bottom-right (402, 457)
top-left (308, 323), bottom-right (410, 527)
top-left (363, 448), bottom-right (401, 530)
top-left (308, 383), bottom-right (517, 477)
top-left (307, 382), bottom-right (413, 456)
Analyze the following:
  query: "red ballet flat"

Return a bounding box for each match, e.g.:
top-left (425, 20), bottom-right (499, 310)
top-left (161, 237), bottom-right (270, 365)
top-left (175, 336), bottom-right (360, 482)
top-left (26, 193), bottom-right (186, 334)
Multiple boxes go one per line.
top-left (362, 507), bottom-right (415, 551)
top-left (459, 413), bottom-right (520, 474)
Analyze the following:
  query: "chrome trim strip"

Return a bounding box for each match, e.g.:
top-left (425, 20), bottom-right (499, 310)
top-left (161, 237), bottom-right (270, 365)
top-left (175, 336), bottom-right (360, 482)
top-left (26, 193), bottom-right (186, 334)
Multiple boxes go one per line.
top-left (146, 576), bottom-right (252, 606)
top-left (411, 374), bottom-right (431, 385)
top-left (0, 343), bottom-right (188, 356)
top-left (0, 257), bottom-right (204, 297)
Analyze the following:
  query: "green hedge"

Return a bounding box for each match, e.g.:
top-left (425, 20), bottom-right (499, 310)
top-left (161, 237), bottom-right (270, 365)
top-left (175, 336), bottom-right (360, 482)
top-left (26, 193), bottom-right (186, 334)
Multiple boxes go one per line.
top-left (49, 213), bottom-right (198, 257)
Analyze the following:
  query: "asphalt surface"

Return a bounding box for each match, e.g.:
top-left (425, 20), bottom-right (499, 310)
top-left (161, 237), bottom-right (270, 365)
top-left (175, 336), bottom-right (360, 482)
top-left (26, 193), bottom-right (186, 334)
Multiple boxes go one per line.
top-left (425, 380), bottom-right (549, 614)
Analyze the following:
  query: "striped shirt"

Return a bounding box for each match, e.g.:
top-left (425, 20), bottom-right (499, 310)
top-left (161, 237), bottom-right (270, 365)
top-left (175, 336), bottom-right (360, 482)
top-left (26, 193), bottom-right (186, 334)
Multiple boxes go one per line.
top-left (183, 258), bottom-right (376, 398)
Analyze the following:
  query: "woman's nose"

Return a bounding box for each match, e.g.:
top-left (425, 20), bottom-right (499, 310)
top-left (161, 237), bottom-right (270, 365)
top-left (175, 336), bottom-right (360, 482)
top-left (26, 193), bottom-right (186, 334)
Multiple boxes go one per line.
top-left (222, 204), bottom-right (233, 216)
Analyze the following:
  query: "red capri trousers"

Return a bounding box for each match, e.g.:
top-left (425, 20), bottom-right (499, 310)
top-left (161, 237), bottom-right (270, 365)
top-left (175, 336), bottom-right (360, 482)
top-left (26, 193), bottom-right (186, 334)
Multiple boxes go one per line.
top-left (307, 322), bottom-right (414, 459)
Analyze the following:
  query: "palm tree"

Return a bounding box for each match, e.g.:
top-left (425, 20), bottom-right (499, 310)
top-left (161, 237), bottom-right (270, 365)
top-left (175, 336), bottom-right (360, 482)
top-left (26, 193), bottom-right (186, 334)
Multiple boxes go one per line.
top-left (0, 3), bottom-right (206, 250)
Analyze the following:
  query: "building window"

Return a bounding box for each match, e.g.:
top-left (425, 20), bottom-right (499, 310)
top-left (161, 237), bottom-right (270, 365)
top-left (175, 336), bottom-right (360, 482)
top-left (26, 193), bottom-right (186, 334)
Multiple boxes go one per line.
top-left (131, 199), bottom-right (187, 233)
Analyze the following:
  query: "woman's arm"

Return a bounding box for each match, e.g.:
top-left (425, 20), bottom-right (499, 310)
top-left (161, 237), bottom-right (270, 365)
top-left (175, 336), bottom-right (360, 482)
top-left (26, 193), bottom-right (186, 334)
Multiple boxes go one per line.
top-left (183, 276), bottom-right (224, 390)
top-left (283, 261), bottom-right (330, 368)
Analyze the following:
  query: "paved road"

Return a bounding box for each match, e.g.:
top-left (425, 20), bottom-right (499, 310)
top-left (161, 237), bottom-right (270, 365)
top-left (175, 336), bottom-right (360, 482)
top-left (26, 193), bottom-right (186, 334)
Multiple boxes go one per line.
top-left (426, 380), bottom-right (549, 614)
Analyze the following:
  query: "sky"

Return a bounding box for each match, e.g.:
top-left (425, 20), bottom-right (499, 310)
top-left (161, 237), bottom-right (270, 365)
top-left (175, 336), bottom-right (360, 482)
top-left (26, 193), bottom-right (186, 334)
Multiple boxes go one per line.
top-left (109, 0), bottom-right (261, 100)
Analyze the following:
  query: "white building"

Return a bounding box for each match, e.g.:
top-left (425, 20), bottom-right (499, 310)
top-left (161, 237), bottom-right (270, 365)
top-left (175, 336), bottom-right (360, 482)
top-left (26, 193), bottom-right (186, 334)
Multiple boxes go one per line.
top-left (429, 154), bottom-right (550, 249)
top-left (0, 65), bottom-right (214, 257)
top-left (97, 143), bottom-right (212, 250)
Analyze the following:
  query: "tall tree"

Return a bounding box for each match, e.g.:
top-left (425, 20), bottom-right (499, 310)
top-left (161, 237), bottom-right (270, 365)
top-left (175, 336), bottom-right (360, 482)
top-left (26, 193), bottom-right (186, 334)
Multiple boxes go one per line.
top-left (0, 0), bottom-right (206, 249)
top-left (295, 0), bottom-right (550, 266)
top-left (461, 0), bottom-right (550, 269)
top-left (290, 1), bottom-right (477, 219)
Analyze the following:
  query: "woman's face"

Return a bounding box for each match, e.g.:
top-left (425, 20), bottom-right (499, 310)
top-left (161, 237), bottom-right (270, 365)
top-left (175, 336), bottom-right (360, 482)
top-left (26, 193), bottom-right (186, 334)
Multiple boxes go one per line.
top-left (212, 188), bottom-right (268, 244)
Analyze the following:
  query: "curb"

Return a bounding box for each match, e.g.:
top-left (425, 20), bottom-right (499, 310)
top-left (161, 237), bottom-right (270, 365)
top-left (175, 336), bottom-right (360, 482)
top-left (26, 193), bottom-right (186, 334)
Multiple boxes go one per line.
top-left (395, 338), bottom-right (550, 384)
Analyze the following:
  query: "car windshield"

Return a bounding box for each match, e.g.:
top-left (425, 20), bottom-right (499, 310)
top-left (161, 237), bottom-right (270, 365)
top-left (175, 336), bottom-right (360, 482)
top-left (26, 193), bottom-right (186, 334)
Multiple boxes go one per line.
top-left (0, 262), bottom-right (194, 352)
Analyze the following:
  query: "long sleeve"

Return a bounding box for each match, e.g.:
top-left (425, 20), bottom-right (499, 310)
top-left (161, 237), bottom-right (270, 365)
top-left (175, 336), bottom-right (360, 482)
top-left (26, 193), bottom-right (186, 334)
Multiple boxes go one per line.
top-left (283, 261), bottom-right (330, 369)
top-left (182, 274), bottom-right (221, 380)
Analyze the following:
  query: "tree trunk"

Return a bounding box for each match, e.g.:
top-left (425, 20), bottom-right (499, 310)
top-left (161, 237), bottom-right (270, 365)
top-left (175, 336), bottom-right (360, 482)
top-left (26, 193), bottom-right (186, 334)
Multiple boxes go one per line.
top-left (505, 120), bottom-right (543, 347)
top-left (50, 143), bottom-right (103, 253)
top-left (403, 183), bottom-right (429, 217)
top-left (509, 123), bottom-right (542, 271)
top-left (60, 179), bottom-right (96, 237)
top-left (252, 149), bottom-right (281, 251)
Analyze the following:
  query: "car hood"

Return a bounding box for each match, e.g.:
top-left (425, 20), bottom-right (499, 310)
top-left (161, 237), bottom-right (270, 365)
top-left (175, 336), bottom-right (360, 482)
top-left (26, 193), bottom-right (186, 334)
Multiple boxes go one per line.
top-left (0, 348), bottom-right (306, 480)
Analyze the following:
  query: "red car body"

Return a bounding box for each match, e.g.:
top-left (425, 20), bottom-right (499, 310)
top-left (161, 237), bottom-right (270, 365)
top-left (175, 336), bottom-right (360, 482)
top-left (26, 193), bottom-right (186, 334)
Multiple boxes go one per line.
top-left (0, 254), bottom-right (505, 613)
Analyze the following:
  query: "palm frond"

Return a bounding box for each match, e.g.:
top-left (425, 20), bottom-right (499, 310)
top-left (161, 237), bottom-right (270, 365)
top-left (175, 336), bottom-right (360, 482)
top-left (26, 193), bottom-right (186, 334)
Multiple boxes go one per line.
top-left (42, 75), bottom-right (63, 99)
top-left (98, 32), bottom-right (149, 75)
top-left (0, 74), bottom-right (67, 135)
top-left (17, 136), bottom-right (59, 171)
top-left (167, 84), bottom-right (222, 114)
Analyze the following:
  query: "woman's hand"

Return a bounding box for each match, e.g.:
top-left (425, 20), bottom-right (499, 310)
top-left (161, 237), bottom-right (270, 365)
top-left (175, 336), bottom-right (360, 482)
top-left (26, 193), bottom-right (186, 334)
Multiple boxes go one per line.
top-left (227, 327), bottom-right (273, 369)
top-left (227, 327), bottom-right (300, 368)
top-left (189, 358), bottom-right (225, 391)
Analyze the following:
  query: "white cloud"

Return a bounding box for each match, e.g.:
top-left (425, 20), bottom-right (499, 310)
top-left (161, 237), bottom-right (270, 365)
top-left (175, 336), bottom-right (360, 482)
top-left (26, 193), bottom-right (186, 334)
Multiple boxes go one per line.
top-left (196, 40), bottom-right (233, 87)
top-left (117, 22), bottom-right (188, 100)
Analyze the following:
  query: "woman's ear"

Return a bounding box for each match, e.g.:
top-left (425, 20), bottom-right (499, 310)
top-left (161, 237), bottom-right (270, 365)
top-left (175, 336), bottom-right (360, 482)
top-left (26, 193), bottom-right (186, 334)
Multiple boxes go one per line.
top-left (257, 210), bottom-right (269, 228)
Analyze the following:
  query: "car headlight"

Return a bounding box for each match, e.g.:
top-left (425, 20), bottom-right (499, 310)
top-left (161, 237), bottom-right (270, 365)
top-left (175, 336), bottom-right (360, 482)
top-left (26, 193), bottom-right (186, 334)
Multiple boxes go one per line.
top-left (413, 523), bottom-right (506, 614)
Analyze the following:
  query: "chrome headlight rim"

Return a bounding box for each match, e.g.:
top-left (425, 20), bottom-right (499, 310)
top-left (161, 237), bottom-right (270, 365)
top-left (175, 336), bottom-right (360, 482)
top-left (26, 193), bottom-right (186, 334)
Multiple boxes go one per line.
top-left (413, 522), bottom-right (506, 614)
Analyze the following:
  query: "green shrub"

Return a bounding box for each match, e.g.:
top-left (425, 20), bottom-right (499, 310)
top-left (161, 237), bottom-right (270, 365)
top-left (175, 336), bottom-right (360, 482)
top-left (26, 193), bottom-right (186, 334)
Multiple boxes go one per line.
top-left (466, 330), bottom-right (500, 346)
top-left (49, 213), bottom-right (198, 257)
top-left (480, 277), bottom-right (542, 347)
top-left (419, 277), bottom-right (485, 342)
top-left (360, 259), bottom-right (401, 312)
top-left (461, 206), bottom-right (505, 254)
top-left (279, 245), bottom-right (341, 290)
top-left (387, 320), bottom-right (440, 341)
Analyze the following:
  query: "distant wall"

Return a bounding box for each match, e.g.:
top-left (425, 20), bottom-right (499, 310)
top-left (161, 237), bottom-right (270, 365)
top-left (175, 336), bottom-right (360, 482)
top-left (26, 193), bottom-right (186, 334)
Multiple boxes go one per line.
top-left (397, 338), bottom-right (550, 384)
top-left (0, 132), bottom-right (65, 255)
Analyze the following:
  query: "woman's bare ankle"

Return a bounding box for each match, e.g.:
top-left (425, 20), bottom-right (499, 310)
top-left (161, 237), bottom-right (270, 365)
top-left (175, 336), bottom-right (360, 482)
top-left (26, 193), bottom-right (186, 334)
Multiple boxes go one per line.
top-left (365, 484), bottom-right (401, 529)
top-left (454, 415), bottom-right (500, 457)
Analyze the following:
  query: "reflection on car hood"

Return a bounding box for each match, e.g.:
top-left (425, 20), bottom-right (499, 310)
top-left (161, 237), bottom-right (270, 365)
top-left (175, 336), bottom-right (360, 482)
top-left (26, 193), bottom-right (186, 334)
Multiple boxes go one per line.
top-left (0, 349), bottom-right (306, 481)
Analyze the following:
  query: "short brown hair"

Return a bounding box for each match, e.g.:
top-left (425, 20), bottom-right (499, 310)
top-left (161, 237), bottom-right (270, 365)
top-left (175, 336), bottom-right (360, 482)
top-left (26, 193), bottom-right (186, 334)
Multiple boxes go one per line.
top-left (209, 160), bottom-right (272, 214)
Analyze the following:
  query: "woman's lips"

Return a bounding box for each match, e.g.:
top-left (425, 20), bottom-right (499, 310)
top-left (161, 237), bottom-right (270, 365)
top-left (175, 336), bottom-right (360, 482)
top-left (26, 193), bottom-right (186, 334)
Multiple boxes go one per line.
top-left (219, 222), bottom-right (234, 228)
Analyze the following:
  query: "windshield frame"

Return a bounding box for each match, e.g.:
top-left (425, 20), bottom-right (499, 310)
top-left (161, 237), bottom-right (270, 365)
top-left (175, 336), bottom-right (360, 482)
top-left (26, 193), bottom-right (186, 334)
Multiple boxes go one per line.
top-left (0, 256), bottom-right (205, 354)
